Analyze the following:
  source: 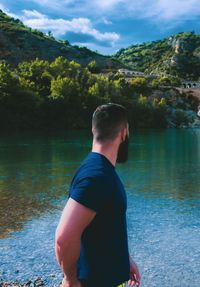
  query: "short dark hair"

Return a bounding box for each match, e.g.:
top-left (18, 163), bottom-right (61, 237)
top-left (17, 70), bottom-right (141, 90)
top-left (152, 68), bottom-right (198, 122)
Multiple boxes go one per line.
top-left (92, 103), bottom-right (128, 142)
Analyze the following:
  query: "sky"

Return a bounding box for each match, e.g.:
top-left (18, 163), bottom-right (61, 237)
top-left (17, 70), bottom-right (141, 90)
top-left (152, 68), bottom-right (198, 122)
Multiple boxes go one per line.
top-left (1, 0), bottom-right (200, 55)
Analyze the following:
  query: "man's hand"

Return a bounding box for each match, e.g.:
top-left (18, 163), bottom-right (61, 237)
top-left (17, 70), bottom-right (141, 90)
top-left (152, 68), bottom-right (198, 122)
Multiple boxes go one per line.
top-left (127, 257), bottom-right (141, 287)
top-left (60, 277), bottom-right (83, 287)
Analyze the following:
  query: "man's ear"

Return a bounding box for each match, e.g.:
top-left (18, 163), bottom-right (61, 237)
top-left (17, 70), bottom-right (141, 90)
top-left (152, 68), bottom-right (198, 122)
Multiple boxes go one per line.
top-left (121, 127), bottom-right (127, 142)
top-left (127, 123), bottom-right (129, 137)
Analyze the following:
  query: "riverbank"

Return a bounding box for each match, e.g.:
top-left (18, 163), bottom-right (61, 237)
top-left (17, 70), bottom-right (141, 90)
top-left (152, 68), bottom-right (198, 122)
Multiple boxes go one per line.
top-left (0, 278), bottom-right (50, 287)
top-left (0, 279), bottom-right (126, 287)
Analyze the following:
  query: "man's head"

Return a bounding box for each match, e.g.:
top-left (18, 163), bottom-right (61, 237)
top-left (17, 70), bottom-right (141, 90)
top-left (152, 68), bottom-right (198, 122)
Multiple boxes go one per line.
top-left (92, 103), bottom-right (129, 163)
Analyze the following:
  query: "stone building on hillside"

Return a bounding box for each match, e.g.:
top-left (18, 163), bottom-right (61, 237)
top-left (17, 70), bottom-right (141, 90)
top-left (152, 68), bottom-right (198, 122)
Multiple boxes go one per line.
top-left (118, 69), bottom-right (145, 77)
top-left (182, 81), bottom-right (200, 89)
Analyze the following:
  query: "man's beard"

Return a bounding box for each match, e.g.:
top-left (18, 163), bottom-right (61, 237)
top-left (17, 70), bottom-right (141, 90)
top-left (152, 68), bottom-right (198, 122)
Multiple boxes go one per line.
top-left (116, 135), bottom-right (129, 164)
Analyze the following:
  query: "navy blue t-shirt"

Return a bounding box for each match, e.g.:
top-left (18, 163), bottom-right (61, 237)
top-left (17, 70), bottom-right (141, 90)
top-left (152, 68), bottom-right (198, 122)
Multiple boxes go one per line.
top-left (69, 152), bottom-right (130, 287)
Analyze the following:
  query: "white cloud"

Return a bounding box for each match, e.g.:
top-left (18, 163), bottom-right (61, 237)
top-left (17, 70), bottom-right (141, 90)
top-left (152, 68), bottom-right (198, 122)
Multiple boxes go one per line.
top-left (74, 41), bottom-right (122, 55)
top-left (102, 18), bottom-right (113, 25)
top-left (94, 0), bottom-right (200, 22)
top-left (151, 0), bottom-right (200, 21)
top-left (23, 9), bottom-right (45, 19)
top-left (32, 0), bottom-right (56, 5)
top-left (20, 10), bottom-right (119, 43)
top-left (94, 0), bottom-right (124, 10)
top-left (23, 0), bottom-right (200, 23)
top-left (29, 0), bottom-right (74, 10)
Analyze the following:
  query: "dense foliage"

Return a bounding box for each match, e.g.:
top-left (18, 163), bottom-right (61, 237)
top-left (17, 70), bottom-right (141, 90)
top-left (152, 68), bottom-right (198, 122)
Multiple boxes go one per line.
top-left (0, 57), bottom-right (171, 130)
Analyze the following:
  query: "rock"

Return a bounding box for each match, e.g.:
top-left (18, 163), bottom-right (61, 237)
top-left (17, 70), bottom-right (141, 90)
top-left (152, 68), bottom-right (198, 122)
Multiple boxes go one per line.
top-left (166, 106), bottom-right (200, 128)
top-left (34, 278), bottom-right (44, 287)
top-left (189, 118), bottom-right (200, 128)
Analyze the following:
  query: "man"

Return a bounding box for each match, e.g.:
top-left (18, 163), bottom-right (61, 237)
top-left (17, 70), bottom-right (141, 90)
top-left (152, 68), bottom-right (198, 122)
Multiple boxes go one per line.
top-left (55, 103), bottom-right (141, 287)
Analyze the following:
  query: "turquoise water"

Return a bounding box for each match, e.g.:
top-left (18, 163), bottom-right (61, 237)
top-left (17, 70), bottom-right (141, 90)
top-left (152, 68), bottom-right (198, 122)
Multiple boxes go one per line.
top-left (0, 129), bottom-right (200, 286)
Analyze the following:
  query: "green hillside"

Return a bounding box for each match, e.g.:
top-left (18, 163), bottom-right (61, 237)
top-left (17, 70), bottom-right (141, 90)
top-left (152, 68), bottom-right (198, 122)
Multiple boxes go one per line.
top-left (1, 9), bottom-right (200, 80)
top-left (0, 10), bottom-right (121, 69)
top-left (115, 32), bottom-right (200, 80)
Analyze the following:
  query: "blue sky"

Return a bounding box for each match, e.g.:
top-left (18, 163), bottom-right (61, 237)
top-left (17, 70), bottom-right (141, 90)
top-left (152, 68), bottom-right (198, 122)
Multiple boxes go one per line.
top-left (1, 0), bottom-right (200, 55)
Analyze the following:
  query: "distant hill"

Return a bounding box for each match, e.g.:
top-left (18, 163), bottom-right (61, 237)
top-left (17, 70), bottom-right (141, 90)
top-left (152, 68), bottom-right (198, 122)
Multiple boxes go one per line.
top-left (114, 32), bottom-right (200, 80)
top-left (0, 10), bottom-right (121, 69)
top-left (1, 9), bottom-right (200, 80)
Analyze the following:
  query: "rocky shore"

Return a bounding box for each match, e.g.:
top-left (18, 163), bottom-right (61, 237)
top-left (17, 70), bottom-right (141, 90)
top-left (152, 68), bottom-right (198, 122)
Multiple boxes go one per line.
top-left (0, 278), bottom-right (60, 287)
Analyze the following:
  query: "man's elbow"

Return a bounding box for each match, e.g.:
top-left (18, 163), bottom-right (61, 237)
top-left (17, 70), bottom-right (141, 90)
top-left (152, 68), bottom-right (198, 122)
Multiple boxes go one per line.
top-left (55, 227), bottom-right (69, 248)
top-left (55, 227), bottom-right (80, 248)
top-left (55, 234), bottom-right (65, 248)
top-left (55, 228), bottom-right (81, 265)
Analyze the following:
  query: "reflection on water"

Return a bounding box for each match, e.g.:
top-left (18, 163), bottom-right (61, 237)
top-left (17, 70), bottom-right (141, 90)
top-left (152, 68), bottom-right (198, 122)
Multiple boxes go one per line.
top-left (0, 131), bottom-right (92, 238)
top-left (118, 129), bottom-right (200, 200)
top-left (0, 129), bottom-right (200, 286)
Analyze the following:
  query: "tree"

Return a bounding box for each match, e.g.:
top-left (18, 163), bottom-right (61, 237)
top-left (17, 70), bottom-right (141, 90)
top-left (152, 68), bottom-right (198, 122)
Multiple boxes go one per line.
top-left (87, 60), bottom-right (101, 73)
top-left (50, 76), bottom-right (80, 102)
top-left (0, 63), bottom-right (17, 100)
top-left (158, 98), bottom-right (167, 108)
top-left (48, 30), bottom-right (53, 37)
top-left (17, 58), bottom-right (51, 97)
top-left (131, 77), bottom-right (148, 91)
top-left (0, 63), bottom-right (42, 129)
top-left (138, 94), bottom-right (148, 106)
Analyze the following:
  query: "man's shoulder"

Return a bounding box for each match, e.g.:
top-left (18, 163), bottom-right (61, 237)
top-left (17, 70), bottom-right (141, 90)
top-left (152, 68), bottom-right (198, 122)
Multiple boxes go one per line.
top-left (80, 152), bottom-right (114, 176)
top-left (68, 153), bottom-right (115, 208)
top-left (72, 152), bottom-right (115, 187)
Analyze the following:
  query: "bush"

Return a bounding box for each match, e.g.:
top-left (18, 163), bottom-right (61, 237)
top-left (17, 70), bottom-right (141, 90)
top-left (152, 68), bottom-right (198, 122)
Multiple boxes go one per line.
top-left (173, 109), bottom-right (189, 127)
top-left (131, 77), bottom-right (148, 92)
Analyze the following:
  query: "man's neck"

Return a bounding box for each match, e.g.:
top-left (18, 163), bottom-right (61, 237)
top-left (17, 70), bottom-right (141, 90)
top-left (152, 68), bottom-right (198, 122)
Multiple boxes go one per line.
top-left (92, 140), bottom-right (118, 166)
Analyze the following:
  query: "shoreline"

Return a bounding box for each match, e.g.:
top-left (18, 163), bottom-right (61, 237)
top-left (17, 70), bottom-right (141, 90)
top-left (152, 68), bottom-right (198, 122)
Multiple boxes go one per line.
top-left (0, 278), bottom-right (59, 287)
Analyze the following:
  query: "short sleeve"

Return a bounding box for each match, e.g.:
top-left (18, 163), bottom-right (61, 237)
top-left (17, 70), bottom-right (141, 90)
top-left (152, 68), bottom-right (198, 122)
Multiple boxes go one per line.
top-left (69, 176), bottom-right (108, 213)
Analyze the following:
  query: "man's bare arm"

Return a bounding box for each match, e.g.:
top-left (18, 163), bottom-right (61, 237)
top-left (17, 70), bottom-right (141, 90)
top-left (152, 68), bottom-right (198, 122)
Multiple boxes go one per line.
top-left (55, 198), bottom-right (96, 287)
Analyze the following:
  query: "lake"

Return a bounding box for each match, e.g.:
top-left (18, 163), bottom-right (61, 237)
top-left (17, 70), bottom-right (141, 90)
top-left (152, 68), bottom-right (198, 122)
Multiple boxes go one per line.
top-left (0, 129), bottom-right (200, 287)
